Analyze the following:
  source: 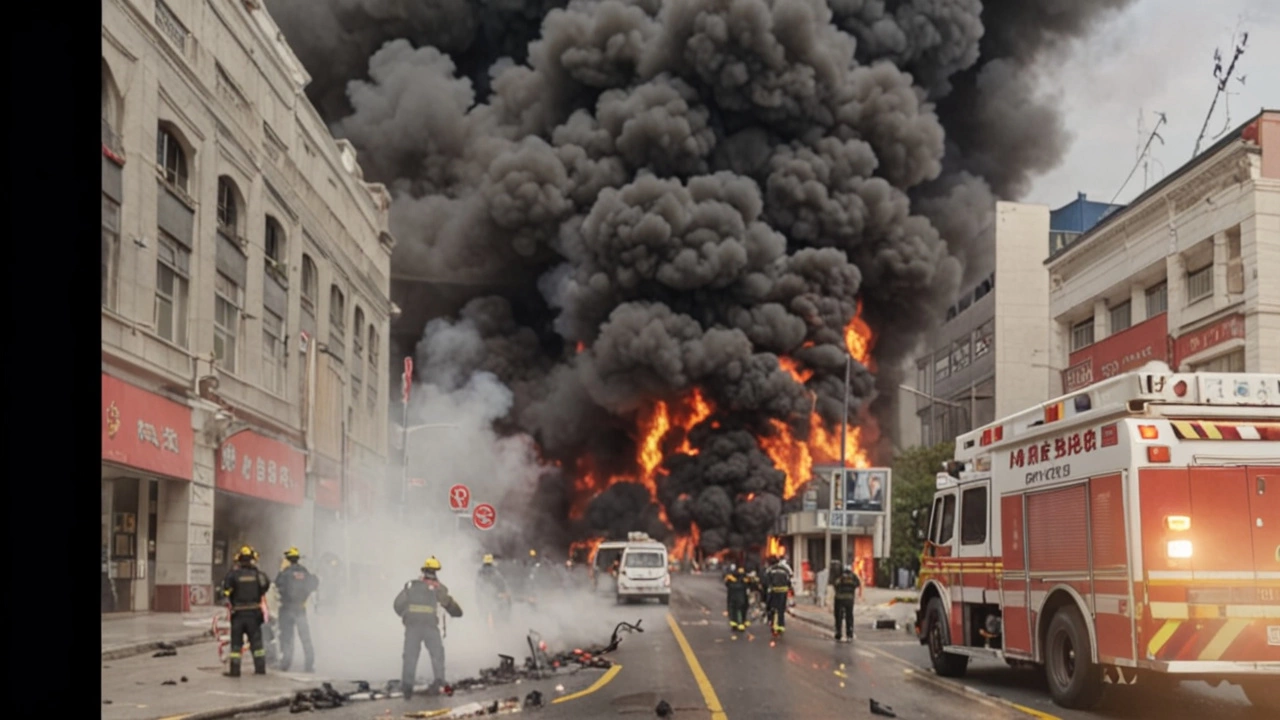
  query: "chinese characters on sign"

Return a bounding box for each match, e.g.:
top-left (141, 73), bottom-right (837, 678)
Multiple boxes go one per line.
top-left (1009, 427), bottom-right (1103, 486)
top-left (1064, 314), bottom-right (1168, 392)
top-left (102, 374), bottom-right (194, 480)
top-left (215, 430), bottom-right (305, 505)
top-left (1174, 314), bottom-right (1245, 364)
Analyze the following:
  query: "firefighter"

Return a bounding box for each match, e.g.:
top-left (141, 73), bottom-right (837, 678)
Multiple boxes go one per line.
top-left (763, 555), bottom-right (793, 637)
top-left (221, 545), bottom-right (271, 677)
top-left (724, 564), bottom-right (750, 632)
top-left (394, 556), bottom-right (463, 699)
top-left (275, 547), bottom-right (319, 672)
top-left (832, 564), bottom-right (862, 642)
top-left (723, 562), bottom-right (739, 617)
top-left (475, 554), bottom-right (511, 625)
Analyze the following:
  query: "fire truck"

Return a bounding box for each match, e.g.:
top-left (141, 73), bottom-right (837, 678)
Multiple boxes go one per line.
top-left (914, 362), bottom-right (1279, 711)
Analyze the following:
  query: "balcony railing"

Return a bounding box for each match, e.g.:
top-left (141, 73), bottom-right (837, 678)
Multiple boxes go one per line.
top-left (101, 118), bottom-right (124, 160)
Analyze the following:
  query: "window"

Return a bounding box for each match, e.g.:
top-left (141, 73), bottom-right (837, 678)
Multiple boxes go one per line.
top-left (301, 254), bottom-right (318, 317)
top-left (1192, 349), bottom-right (1245, 373)
top-left (936, 494), bottom-right (957, 545)
top-left (262, 308), bottom-right (287, 395)
top-left (960, 486), bottom-right (988, 545)
top-left (1145, 282), bottom-right (1167, 317)
top-left (213, 272), bottom-right (243, 373)
top-left (1109, 301), bottom-right (1131, 334)
top-left (623, 551), bottom-right (666, 568)
top-left (367, 325), bottom-right (379, 411)
top-left (156, 125), bottom-right (188, 192)
top-left (928, 497), bottom-right (944, 543)
top-left (329, 285), bottom-right (346, 359)
top-left (351, 307), bottom-right (365, 402)
top-left (154, 0), bottom-right (188, 52)
top-left (102, 195), bottom-right (120, 309)
top-left (101, 59), bottom-right (123, 156)
top-left (154, 232), bottom-right (190, 346)
top-left (217, 177), bottom-right (239, 233)
top-left (973, 320), bottom-right (993, 359)
top-left (951, 337), bottom-right (971, 370)
top-left (934, 350), bottom-right (951, 382)
top-left (1186, 264), bottom-right (1213, 303)
top-left (265, 217), bottom-right (286, 280)
top-left (1070, 319), bottom-right (1094, 351)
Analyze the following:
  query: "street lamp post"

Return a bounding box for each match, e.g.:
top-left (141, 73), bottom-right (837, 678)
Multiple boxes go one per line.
top-left (826, 356), bottom-right (852, 575)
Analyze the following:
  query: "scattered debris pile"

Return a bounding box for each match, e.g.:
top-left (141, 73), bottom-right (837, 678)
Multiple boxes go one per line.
top-left (290, 682), bottom-right (347, 713)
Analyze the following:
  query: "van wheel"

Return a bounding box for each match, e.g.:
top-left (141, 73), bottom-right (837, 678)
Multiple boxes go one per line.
top-left (924, 598), bottom-right (968, 677)
top-left (1242, 680), bottom-right (1280, 712)
top-left (1044, 605), bottom-right (1103, 710)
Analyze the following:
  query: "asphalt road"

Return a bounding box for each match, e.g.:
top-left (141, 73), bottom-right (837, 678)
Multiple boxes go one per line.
top-left (241, 575), bottom-right (1011, 720)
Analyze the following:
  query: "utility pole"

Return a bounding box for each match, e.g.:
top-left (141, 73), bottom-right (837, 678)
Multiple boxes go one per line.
top-left (830, 355), bottom-right (850, 570)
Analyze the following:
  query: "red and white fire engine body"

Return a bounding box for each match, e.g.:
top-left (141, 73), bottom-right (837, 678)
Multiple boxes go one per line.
top-left (914, 363), bottom-right (1280, 711)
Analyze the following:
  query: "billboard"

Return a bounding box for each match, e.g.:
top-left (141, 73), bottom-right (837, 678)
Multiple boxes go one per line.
top-left (828, 467), bottom-right (889, 513)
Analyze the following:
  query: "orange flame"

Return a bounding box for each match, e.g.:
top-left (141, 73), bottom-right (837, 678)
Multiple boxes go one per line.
top-left (767, 536), bottom-right (785, 557)
top-left (569, 537), bottom-right (604, 563)
top-left (575, 341), bottom-right (585, 354)
top-left (844, 298), bottom-right (876, 371)
top-left (671, 523), bottom-right (701, 562)
top-left (778, 356), bottom-right (814, 384)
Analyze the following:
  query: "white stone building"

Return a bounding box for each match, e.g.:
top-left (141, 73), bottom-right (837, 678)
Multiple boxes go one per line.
top-left (903, 201), bottom-right (1057, 447)
top-left (1047, 110), bottom-right (1280, 391)
top-left (101, 0), bottom-right (394, 613)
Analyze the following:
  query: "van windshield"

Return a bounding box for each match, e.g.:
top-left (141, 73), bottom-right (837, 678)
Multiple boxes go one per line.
top-left (625, 551), bottom-right (665, 568)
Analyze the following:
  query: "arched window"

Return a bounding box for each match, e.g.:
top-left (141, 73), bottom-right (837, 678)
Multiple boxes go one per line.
top-left (367, 324), bottom-right (378, 411)
top-left (101, 58), bottom-right (123, 153)
top-left (156, 124), bottom-right (189, 192)
top-left (301, 254), bottom-right (318, 317)
top-left (216, 177), bottom-right (241, 234)
top-left (352, 307), bottom-right (365, 402)
top-left (329, 284), bottom-right (346, 359)
top-left (265, 216), bottom-right (286, 279)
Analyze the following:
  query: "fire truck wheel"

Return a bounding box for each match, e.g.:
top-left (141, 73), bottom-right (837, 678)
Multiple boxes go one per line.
top-left (1044, 605), bottom-right (1103, 710)
top-left (924, 598), bottom-right (968, 678)
top-left (1241, 680), bottom-right (1280, 712)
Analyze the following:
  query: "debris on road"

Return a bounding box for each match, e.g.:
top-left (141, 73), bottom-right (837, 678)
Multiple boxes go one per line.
top-left (523, 690), bottom-right (543, 708)
top-left (161, 679), bottom-right (177, 686)
top-left (870, 699), bottom-right (897, 717)
top-left (153, 648), bottom-right (178, 657)
top-left (289, 682), bottom-right (347, 712)
top-left (655, 699), bottom-right (673, 716)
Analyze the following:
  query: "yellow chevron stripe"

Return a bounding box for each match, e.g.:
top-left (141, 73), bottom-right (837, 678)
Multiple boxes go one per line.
top-left (1201, 422), bottom-right (1223, 440)
top-left (1198, 619), bottom-right (1250, 661)
top-left (1147, 619), bottom-right (1181, 658)
top-left (1172, 421), bottom-right (1199, 439)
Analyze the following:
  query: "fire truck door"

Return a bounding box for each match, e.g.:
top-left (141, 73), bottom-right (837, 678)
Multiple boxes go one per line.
top-left (956, 484), bottom-right (993, 602)
top-left (926, 490), bottom-right (960, 641)
top-left (1247, 468), bottom-right (1280, 606)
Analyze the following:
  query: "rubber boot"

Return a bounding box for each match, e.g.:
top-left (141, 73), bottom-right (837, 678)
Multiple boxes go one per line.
top-left (254, 656), bottom-right (267, 675)
top-left (228, 660), bottom-right (241, 677)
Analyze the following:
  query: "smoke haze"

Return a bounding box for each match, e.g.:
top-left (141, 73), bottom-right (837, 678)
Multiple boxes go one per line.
top-left (266, 0), bottom-right (1134, 554)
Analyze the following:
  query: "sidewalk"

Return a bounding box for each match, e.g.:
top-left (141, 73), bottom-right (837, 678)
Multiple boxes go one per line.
top-left (102, 611), bottom-right (227, 660)
top-left (790, 587), bottom-right (920, 631)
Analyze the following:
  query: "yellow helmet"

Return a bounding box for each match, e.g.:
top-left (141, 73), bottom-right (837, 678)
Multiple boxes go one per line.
top-left (529, 549), bottom-right (537, 557)
top-left (237, 545), bottom-right (256, 562)
top-left (284, 547), bottom-right (301, 560)
top-left (422, 556), bottom-right (442, 572)
top-left (482, 554), bottom-right (494, 565)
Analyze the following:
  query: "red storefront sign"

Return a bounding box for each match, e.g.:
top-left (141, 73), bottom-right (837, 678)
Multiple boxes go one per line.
top-left (316, 477), bottom-right (342, 511)
top-left (1174, 313), bottom-right (1245, 365)
top-left (102, 373), bottom-right (194, 480)
top-left (1063, 313), bottom-right (1168, 392)
top-left (216, 430), bottom-right (305, 505)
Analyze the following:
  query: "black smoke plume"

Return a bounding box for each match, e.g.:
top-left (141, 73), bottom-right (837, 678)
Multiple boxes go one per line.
top-left (268, 0), bottom-right (1133, 554)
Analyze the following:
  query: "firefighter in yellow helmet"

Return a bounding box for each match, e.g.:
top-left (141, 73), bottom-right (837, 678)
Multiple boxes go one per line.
top-left (394, 556), bottom-right (462, 698)
top-left (221, 545), bottom-right (271, 676)
top-left (475, 554), bottom-right (511, 626)
top-left (274, 547), bottom-right (319, 672)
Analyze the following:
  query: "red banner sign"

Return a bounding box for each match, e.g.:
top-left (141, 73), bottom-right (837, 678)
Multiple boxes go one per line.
top-left (216, 430), bottom-right (305, 505)
top-left (316, 477), bottom-right (342, 511)
top-left (1174, 313), bottom-right (1245, 365)
top-left (101, 374), bottom-right (193, 480)
top-left (1064, 313), bottom-right (1168, 392)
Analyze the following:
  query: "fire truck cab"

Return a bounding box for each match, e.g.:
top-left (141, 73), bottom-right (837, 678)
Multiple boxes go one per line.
top-left (914, 362), bottom-right (1280, 711)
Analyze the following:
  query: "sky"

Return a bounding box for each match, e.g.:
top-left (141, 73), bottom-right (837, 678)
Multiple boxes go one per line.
top-left (1024, 0), bottom-right (1279, 209)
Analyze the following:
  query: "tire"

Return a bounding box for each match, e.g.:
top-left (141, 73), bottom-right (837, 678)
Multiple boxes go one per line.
top-left (924, 598), bottom-right (969, 678)
top-left (1043, 605), bottom-right (1103, 710)
top-left (660, 595), bottom-right (670, 605)
top-left (1242, 680), bottom-right (1280, 713)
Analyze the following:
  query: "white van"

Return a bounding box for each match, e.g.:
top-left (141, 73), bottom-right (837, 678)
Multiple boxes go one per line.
top-left (590, 540), bottom-right (628, 596)
top-left (615, 533), bottom-right (670, 605)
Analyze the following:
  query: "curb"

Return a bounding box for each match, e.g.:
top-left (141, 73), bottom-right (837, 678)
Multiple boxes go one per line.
top-left (786, 610), bottom-right (1059, 720)
top-left (102, 632), bottom-right (215, 662)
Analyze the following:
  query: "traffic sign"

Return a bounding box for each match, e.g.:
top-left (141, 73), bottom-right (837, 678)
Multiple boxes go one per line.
top-left (448, 484), bottom-right (471, 512)
top-left (472, 503), bottom-right (496, 531)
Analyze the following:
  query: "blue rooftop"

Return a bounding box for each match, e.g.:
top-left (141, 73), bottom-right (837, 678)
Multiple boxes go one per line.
top-left (1049, 192), bottom-right (1124, 255)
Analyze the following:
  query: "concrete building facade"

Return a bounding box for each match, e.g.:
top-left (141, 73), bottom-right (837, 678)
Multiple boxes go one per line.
top-left (1047, 110), bottom-right (1280, 391)
top-left (101, 0), bottom-right (394, 613)
top-left (904, 202), bottom-right (1057, 447)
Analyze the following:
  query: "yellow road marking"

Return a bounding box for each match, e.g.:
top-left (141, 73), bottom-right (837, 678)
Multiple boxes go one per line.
top-left (1147, 619), bottom-right (1181, 657)
top-left (156, 716), bottom-right (191, 720)
top-left (666, 613), bottom-right (728, 720)
top-left (1011, 702), bottom-right (1064, 720)
top-left (551, 663), bottom-right (623, 704)
top-left (1199, 619), bottom-right (1250, 661)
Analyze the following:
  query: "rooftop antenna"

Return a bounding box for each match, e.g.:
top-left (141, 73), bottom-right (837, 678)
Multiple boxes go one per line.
top-left (1192, 21), bottom-right (1249, 157)
top-left (1111, 111), bottom-right (1166, 206)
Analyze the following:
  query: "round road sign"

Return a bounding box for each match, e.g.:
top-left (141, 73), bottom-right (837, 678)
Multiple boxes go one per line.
top-left (472, 503), bottom-right (496, 531)
top-left (448, 484), bottom-right (471, 512)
